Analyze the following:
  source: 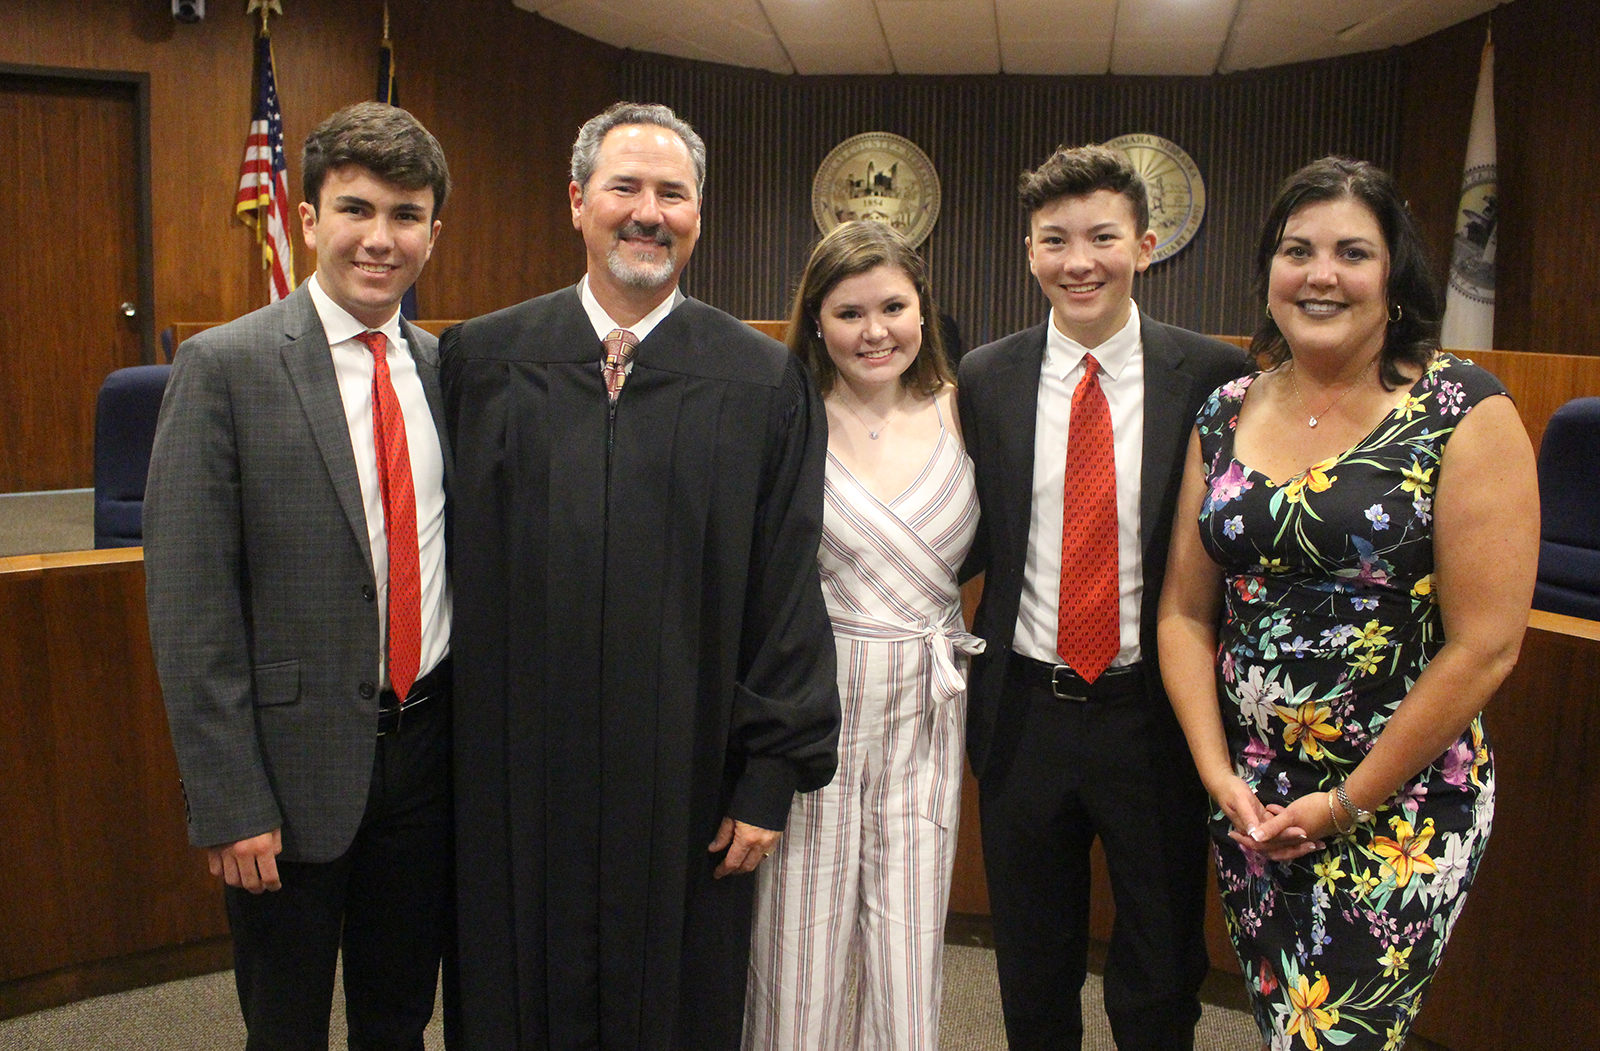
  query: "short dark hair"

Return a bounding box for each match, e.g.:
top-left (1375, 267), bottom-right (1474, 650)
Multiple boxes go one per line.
top-left (1251, 156), bottom-right (1440, 388)
top-left (1018, 144), bottom-right (1148, 234)
top-left (786, 221), bottom-right (953, 398)
top-left (570, 101), bottom-right (707, 197)
top-left (301, 102), bottom-right (451, 217)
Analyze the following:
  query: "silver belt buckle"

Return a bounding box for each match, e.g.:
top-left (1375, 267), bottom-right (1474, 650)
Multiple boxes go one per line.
top-left (1049, 665), bottom-right (1089, 702)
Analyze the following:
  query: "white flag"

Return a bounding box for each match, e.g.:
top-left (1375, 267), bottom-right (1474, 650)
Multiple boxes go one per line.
top-left (1439, 30), bottom-right (1496, 350)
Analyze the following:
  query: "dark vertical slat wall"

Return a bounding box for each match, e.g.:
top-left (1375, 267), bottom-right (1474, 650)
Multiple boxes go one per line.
top-left (619, 53), bottom-right (1402, 346)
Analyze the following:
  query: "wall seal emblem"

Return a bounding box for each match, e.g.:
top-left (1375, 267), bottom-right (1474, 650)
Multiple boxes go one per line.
top-left (812, 132), bottom-right (942, 248)
top-left (1102, 133), bottom-right (1206, 263)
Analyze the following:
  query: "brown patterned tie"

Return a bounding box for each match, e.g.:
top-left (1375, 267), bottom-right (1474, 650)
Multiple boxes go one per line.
top-left (1057, 353), bottom-right (1120, 683)
top-left (355, 330), bottom-right (420, 701)
top-left (602, 327), bottom-right (639, 402)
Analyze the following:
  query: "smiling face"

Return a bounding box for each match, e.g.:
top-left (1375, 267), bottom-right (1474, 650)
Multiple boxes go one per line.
top-left (1027, 189), bottom-right (1156, 350)
top-left (298, 163), bottom-right (439, 330)
top-left (1268, 196), bottom-right (1391, 363)
top-left (818, 264), bottom-right (923, 393)
top-left (570, 123), bottom-right (702, 312)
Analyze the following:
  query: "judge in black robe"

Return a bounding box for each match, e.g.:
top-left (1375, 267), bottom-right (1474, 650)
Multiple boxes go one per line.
top-left (441, 279), bottom-right (841, 1050)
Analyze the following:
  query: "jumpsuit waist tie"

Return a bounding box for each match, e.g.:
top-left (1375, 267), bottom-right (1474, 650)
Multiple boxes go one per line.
top-left (827, 611), bottom-right (985, 827)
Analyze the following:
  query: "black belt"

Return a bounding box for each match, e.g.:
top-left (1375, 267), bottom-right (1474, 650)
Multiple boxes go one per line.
top-left (1008, 651), bottom-right (1146, 702)
top-left (377, 657), bottom-right (451, 735)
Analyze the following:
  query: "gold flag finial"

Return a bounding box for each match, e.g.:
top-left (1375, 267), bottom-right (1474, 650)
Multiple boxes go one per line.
top-left (246, 0), bottom-right (283, 35)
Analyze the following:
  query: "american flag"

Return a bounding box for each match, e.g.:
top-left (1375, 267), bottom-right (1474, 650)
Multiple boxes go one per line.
top-left (236, 33), bottom-right (296, 302)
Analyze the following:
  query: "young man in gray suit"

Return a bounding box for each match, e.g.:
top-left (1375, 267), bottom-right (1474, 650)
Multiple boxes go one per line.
top-left (145, 102), bottom-right (453, 1050)
top-left (957, 145), bottom-right (1247, 1051)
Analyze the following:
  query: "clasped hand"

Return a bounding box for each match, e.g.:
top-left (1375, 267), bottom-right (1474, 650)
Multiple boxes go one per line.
top-left (1213, 774), bottom-right (1330, 862)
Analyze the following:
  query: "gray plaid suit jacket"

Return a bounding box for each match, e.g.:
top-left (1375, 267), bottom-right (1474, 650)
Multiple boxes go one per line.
top-left (144, 283), bottom-right (447, 863)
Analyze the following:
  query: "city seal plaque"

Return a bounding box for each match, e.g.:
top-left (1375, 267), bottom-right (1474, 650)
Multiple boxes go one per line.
top-left (812, 132), bottom-right (942, 248)
top-left (1102, 133), bottom-right (1206, 264)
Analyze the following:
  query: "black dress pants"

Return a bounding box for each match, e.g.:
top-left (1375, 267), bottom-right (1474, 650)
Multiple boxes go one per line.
top-left (978, 660), bottom-right (1210, 1051)
top-left (224, 696), bottom-right (453, 1051)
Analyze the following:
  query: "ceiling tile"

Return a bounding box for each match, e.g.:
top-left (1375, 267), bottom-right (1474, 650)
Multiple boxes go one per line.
top-left (537, 0), bottom-right (656, 49)
top-left (887, 37), bottom-right (1003, 74)
top-left (994, 0), bottom-right (1117, 39)
top-left (1115, 0), bottom-right (1236, 38)
top-left (1111, 37), bottom-right (1223, 75)
top-left (1000, 37), bottom-right (1112, 75)
top-left (876, 1), bottom-right (1000, 73)
top-left (787, 41), bottom-right (899, 75)
top-left (518, 0), bottom-right (1501, 78)
top-left (763, 0), bottom-right (885, 42)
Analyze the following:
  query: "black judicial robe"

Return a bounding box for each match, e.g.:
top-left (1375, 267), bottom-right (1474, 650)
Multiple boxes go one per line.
top-left (441, 287), bottom-right (841, 1051)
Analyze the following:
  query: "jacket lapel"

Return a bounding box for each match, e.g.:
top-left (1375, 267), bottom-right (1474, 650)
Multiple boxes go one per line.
top-left (994, 325), bottom-right (1047, 588)
top-left (280, 288), bottom-right (374, 574)
top-left (405, 318), bottom-right (452, 491)
top-left (1139, 313), bottom-right (1195, 566)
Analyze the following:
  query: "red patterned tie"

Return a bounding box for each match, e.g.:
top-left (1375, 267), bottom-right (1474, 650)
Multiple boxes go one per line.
top-left (356, 330), bottom-right (421, 701)
top-left (602, 327), bottom-right (639, 402)
top-left (1057, 353), bottom-right (1120, 683)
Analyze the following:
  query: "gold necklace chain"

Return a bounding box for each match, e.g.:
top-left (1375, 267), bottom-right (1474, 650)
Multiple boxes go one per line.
top-left (1288, 357), bottom-right (1376, 428)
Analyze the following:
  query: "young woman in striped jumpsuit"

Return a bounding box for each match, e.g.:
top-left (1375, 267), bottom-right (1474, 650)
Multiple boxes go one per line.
top-left (745, 220), bottom-right (981, 1051)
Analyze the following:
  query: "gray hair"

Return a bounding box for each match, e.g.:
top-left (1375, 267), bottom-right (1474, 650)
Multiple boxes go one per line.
top-left (570, 101), bottom-right (707, 197)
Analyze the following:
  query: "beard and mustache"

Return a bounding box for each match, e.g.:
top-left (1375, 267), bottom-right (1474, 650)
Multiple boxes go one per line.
top-left (606, 220), bottom-right (678, 290)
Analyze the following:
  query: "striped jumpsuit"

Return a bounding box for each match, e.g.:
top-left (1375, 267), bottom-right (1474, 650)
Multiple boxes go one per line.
top-left (746, 411), bottom-right (981, 1051)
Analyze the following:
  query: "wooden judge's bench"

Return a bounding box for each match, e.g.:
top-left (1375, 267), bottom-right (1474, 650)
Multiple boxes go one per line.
top-left (1, 347), bottom-right (1596, 1050)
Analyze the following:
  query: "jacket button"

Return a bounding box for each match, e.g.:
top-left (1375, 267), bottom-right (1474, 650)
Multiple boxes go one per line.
top-left (359, 682), bottom-right (376, 699)
top-left (362, 584), bottom-right (376, 601)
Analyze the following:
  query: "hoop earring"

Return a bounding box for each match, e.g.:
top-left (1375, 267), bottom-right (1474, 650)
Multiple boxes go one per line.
top-left (1388, 302), bottom-right (1403, 323)
top-left (1265, 305), bottom-right (1274, 321)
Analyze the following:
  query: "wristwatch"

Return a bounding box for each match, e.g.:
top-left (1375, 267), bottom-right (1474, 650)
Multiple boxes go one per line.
top-left (1336, 784), bottom-right (1373, 825)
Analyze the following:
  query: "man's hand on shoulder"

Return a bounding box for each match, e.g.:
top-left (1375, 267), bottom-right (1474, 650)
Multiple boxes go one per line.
top-left (708, 817), bottom-right (780, 879)
top-left (207, 828), bottom-right (284, 893)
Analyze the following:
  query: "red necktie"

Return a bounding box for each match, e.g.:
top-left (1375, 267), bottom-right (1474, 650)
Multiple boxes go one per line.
top-left (1057, 353), bottom-right (1120, 683)
top-left (602, 328), bottom-right (639, 402)
top-left (356, 330), bottom-right (421, 701)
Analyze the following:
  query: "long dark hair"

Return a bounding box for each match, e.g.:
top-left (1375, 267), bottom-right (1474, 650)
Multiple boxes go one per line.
top-left (786, 221), bottom-right (952, 397)
top-left (1251, 157), bottom-right (1441, 388)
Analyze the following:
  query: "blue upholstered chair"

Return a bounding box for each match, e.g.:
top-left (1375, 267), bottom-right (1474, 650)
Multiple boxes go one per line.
top-left (93, 364), bottom-right (172, 548)
top-left (1534, 397), bottom-right (1600, 620)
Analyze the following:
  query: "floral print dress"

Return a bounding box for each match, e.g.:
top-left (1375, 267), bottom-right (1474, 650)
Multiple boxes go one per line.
top-left (1195, 354), bottom-right (1504, 1051)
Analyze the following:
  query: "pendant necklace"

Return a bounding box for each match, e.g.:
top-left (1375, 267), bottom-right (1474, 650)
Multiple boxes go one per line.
top-left (1288, 357), bottom-right (1375, 428)
top-left (835, 389), bottom-right (896, 440)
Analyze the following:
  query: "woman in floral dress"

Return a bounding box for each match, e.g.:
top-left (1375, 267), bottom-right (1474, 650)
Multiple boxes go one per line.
top-left (1157, 158), bottom-right (1538, 1051)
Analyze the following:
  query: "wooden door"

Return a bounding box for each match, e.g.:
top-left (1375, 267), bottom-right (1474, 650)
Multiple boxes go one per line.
top-left (0, 73), bottom-right (144, 493)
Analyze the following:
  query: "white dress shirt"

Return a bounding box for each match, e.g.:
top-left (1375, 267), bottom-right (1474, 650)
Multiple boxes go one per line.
top-left (578, 274), bottom-right (685, 346)
top-left (308, 274), bottom-right (450, 689)
top-left (1013, 305), bottom-right (1146, 668)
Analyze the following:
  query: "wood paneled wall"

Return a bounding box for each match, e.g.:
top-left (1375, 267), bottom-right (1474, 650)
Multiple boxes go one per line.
top-left (0, 0), bottom-right (621, 333)
top-left (612, 0), bottom-right (1599, 358)
top-left (1399, 0), bottom-right (1600, 359)
top-left (618, 54), bottom-right (1403, 348)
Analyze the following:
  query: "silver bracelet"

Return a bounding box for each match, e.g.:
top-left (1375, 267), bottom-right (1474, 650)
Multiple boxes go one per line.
top-left (1336, 783), bottom-right (1373, 826)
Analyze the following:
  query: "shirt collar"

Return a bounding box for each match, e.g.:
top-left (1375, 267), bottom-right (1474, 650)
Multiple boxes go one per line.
top-left (1043, 301), bottom-right (1142, 381)
top-left (578, 273), bottom-right (685, 344)
top-left (307, 272), bottom-right (405, 349)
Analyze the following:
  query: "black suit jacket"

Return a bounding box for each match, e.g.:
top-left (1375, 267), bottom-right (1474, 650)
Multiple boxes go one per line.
top-left (956, 311), bottom-right (1248, 779)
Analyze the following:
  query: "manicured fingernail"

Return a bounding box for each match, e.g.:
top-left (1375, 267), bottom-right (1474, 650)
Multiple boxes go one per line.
top-left (1249, 827), bottom-right (1264, 841)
